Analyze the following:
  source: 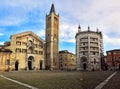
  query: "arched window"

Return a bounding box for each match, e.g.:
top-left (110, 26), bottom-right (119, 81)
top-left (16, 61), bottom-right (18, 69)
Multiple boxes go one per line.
top-left (28, 40), bottom-right (33, 46)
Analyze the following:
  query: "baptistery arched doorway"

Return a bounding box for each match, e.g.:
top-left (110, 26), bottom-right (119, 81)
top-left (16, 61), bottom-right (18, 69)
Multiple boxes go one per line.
top-left (81, 56), bottom-right (87, 70)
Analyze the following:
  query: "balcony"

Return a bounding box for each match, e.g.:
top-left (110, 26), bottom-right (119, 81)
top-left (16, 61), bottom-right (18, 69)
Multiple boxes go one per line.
top-left (80, 39), bottom-right (88, 42)
top-left (90, 40), bottom-right (98, 43)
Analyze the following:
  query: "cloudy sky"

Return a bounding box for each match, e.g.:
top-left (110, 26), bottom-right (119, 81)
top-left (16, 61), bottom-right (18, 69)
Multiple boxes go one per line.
top-left (0, 0), bottom-right (120, 54)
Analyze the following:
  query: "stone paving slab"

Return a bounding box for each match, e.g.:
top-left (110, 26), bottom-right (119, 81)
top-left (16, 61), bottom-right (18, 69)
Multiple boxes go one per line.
top-left (102, 71), bottom-right (120, 89)
top-left (0, 75), bottom-right (38, 89)
top-left (95, 72), bottom-right (117, 89)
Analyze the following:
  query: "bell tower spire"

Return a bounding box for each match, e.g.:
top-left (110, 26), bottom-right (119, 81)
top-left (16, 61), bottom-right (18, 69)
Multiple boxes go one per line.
top-left (50, 3), bottom-right (56, 14)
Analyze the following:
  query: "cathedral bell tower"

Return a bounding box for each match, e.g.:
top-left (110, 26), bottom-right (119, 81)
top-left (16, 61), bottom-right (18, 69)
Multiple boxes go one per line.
top-left (45, 4), bottom-right (59, 70)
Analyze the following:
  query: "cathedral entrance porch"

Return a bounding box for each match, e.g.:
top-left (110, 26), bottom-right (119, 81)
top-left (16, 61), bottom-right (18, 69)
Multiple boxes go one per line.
top-left (27, 56), bottom-right (34, 70)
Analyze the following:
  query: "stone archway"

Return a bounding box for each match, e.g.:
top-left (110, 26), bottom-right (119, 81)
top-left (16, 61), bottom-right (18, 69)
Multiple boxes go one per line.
top-left (28, 56), bottom-right (34, 70)
top-left (81, 56), bottom-right (87, 70)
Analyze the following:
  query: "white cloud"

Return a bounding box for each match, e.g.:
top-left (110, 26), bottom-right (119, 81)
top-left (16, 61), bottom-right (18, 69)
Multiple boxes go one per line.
top-left (60, 23), bottom-right (78, 43)
top-left (103, 34), bottom-right (120, 46)
top-left (36, 29), bottom-right (45, 39)
top-left (0, 16), bottom-right (26, 26)
top-left (0, 0), bottom-right (44, 26)
top-left (56, 0), bottom-right (120, 51)
top-left (0, 0), bottom-right (42, 11)
top-left (0, 42), bottom-right (4, 45)
top-left (56, 0), bottom-right (120, 32)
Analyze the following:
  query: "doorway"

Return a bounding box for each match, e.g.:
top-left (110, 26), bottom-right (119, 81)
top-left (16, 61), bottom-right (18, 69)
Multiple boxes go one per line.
top-left (28, 56), bottom-right (34, 70)
top-left (15, 60), bottom-right (19, 71)
top-left (40, 60), bottom-right (43, 70)
top-left (83, 63), bottom-right (87, 70)
top-left (119, 64), bottom-right (120, 70)
top-left (81, 56), bottom-right (87, 70)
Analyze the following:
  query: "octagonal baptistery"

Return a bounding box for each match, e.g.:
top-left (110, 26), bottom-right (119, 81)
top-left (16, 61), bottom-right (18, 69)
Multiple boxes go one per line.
top-left (75, 26), bottom-right (103, 71)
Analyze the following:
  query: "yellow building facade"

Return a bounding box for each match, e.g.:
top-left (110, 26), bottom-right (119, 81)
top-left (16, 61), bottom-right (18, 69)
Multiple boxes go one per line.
top-left (0, 46), bottom-right (11, 72)
top-left (59, 50), bottom-right (76, 70)
top-left (0, 31), bottom-right (45, 71)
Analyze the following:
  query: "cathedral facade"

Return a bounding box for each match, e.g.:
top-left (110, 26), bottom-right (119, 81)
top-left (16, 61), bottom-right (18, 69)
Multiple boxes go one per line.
top-left (0, 31), bottom-right (45, 71)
